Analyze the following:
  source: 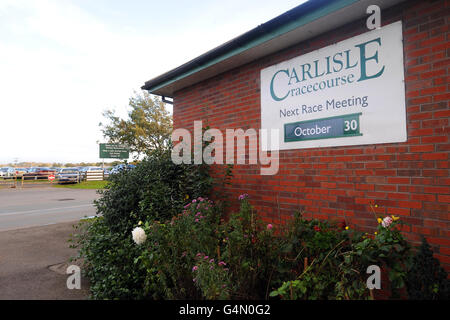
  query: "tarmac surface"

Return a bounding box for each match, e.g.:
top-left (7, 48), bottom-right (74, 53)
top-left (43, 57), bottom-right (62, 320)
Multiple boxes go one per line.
top-left (0, 187), bottom-right (99, 231)
top-left (0, 187), bottom-right (99, 299)
top-left (0, 221), bottom-right (90, 299)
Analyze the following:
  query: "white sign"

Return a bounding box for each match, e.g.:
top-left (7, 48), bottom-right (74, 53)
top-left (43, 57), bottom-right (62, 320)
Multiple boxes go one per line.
top-left (260, 21), bottom-right (406, 151)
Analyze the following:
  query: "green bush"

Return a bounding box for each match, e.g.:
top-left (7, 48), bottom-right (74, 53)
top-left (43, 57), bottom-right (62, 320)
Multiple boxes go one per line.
top-left (70, 217), bottom-right (147, 299)
top-left (192, 253), bottom-right (233, 300)
top-left (95, 148), bottom-right (212, 234)
top-left (72, 145), bottom-right (218, 299)
top-left (406, 237), bottom-right (450, 300)
top-left (76, 181), bottom-right (414, 300)
top-left (220, 195), bottom-right (284, 299)
top-left (270, 214), bottom-right (412, 300)
top-left (134, 195), bottom-right (285, 300)
top-left (270, 215), bottom-right (354, 300)
top-left (136, 197), bottom-right (222, 299)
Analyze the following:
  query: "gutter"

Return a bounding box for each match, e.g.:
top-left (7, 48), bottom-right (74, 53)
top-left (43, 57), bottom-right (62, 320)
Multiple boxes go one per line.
top-left (142, 0), bottom-right (405, 97)
top-left (141, 0), bottom-right (354, 95)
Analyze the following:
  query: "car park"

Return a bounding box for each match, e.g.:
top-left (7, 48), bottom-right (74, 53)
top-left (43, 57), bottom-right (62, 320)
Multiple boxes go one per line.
top-left (84, 167), bottom-right (104, 181)
top-left (23, 167), bottom-right (56, 180)
top-left (103, 167), bottom-right (112, 179)
top-left (13, 168), bottom-right (28, 178)
top-left (0, 167), bottom-right (15, 178)
top-left (57, 168), bottom-right (80, 184)
top-left (109, 164), bottom-right (136, 175)
top-left (76, 166), bottom-right (104, 181)
top-left (77, 167), bottom-right (87, 181)
top-left (86, 166), bottom-right (103, 171)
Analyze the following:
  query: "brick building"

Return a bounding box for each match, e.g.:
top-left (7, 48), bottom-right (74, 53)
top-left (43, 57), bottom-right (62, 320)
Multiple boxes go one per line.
top-left (142, 0), bottom-right (450, 271)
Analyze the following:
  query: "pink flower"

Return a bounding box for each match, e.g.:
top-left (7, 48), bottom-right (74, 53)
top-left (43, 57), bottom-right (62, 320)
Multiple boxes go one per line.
top-left (192, 266), bottom-right (198, 272)
top-left (209, 258), bottom-right (214, 263)
top-left (196, 252), bottom-right (203, 257)
top-left (382, 216), bottom-right (393, 228)
top-left (238, 193), bottom-right (249, 200)
top-left (218, 261), bottom-right (226, 266)
top-left (267, 224), bottom-right (273, 230)
top-left (195, 218), bottom-right (199, 223)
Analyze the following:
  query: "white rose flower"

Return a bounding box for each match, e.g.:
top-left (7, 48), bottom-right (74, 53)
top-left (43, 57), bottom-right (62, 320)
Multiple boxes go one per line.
top-left (381, 216), bottom-right (393, 228)
top-left (132, 227), bottom-right (147, 245)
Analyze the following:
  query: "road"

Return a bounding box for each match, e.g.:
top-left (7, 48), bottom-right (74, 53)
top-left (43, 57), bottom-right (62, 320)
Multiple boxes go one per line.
top-left (0, 187), bottom-right (99, 299)
top-left (0, 187), bottom-right (100, 231)
top-left (0, 221), bottom-right (90, 299)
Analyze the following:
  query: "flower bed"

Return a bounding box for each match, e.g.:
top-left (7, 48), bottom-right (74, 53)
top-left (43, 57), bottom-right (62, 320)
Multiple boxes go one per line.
top-left (74, 192), bottom-right (450, 299)
top-left (71, 151), bottom-right (449, 300)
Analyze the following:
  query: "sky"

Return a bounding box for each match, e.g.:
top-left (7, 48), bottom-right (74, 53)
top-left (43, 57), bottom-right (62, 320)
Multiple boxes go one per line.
top-left (0, 0), bottom-right (306, 164)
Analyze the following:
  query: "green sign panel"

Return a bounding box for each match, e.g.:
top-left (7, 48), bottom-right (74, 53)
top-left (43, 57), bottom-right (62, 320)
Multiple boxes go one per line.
top-left (99, 143), bottom-right (130, 159)
top-left (284, 113), bottom-right (362, 142)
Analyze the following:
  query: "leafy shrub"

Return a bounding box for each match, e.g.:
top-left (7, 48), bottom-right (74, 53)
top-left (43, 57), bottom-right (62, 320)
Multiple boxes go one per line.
top-left (70, 217), bottom-right (147, 299)
top-left (270, 213), bottom-right (412, 300)
top-left (270, 215), bottom-right (353, 300)
top-left (192, 253), bottom-right (233, 300)
top-left (136, 197), bottom-right (222, 299)
top-left (220, 196), bottom-right (283, 299)
top-left (95, 148), bottom-right (213, 234)
top-left (77, 186), bottom-right (414, 300)
top-left (406, 237), bottom-right (450, 300)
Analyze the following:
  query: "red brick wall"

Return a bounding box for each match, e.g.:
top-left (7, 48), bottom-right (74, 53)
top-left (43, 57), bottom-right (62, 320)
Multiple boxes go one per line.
top-left (173, 0), bottom-right (450, 271)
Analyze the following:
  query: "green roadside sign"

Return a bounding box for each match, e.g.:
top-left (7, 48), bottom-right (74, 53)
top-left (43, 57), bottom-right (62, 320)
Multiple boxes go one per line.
top-left (99, 143), bottom-right (130, 159)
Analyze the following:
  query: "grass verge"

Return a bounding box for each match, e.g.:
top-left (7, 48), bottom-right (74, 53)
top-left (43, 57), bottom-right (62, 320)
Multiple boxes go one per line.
top-left (53, 180), bottom-right (109, 189)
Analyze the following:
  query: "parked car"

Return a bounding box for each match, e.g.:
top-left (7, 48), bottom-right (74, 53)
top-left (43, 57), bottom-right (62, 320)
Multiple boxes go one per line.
top-left (13, 168), bottom-right (28, 178)
top-left (23, 167), bottom-right (56, 180)
top-left (87, 166), bottom-right (103, 171)
top-left (110, 164), bottom-right (136, 175)
top-left (103, 167), bottom-right (112, 179)
top-left (77, 166), bottom-right (104, 181)
top-left (85, 167), bottom-right (104, 181)
top-left (57, 168), bottom-right (80, 184)
top-left (0, 167), bottom-right (15, 178)
top-left (0, 167), bottom-right (7, 177)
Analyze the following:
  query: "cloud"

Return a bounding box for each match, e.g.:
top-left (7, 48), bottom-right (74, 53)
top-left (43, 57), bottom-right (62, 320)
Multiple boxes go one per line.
top-left (0, 0), bottom-right (153, 163)
top-left (0, 0), bottom-right (303, 163)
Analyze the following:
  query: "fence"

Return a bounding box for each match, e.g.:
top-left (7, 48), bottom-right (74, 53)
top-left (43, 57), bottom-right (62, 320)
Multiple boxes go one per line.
top-left (0, 170), bottom-right (106, 188)
top-left (84, 170), bottom-right (104, 181)
top-left (0, 175), bottom-right (56, 188)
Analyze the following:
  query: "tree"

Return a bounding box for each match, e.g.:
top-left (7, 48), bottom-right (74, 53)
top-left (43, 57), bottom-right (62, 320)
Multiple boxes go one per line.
top-left (100, 91), bottom-right (172, 158)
